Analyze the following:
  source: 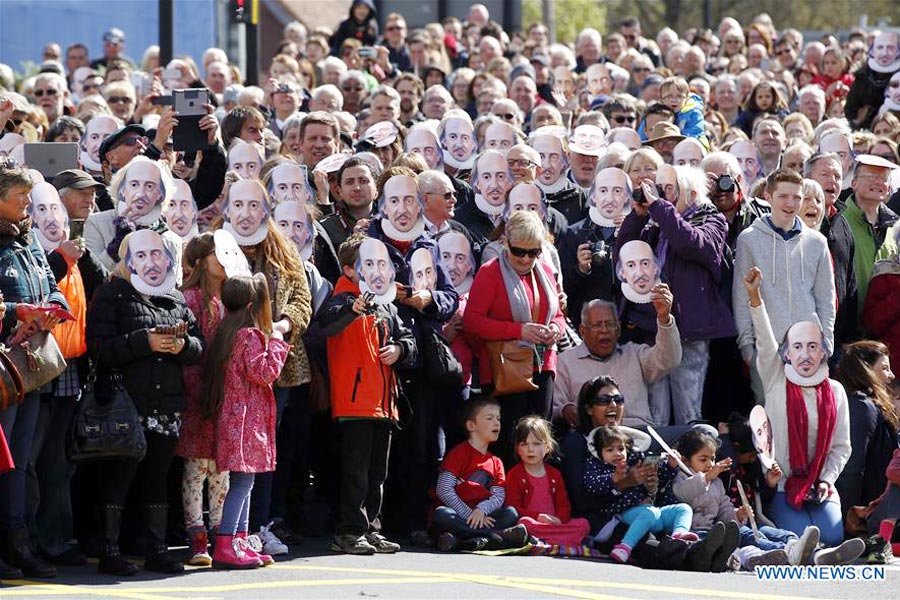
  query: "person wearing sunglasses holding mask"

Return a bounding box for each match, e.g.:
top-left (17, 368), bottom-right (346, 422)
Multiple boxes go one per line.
top-left (464, 210), bottom-right (565, 465)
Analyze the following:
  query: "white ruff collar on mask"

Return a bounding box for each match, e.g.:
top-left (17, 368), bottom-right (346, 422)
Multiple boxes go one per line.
top-left (223, 221), bottom-right (269, 247)
top-left (455, 276), bottom-right (473, 295)
top-left (300, 240), bottom-right (314, 261)
top-left (381, 217), bottom-right (425, 242)
top-left (34, 229), bottom-right (62, 253)
top-left (784, 363), bottom-right (829, 387)
top-left (589, 206), bottom-right (618, 228)
top-left (869, 57), bottom-right (900, 74)
top-left (173, 223), bottom-right (199, 242)
top-left (883, 99), bottom-right (900, 113)
top-left (474, 194), bottom-right (505, 220)
top-left (536, 176), bottom-right (569, 195)
top-left (359, 280), bottom-right (397, 305)
top-left (118, 202), bottom-right (163, 228)
top-left (131, 270), bottom-right (177, 297)
top-left (621, 281), bottom-right (653, 304)
top-left (443, 152), bottom-right (475, 171)
top-left (82, 154), bottom-right (102, 173)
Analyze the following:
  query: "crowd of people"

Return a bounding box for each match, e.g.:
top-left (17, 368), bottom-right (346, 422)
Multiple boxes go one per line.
top-left (2, 0), bottom-right (900, 580)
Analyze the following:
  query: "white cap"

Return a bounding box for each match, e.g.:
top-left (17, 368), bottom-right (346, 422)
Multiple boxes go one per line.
top-left (855, 153), bottom-right (900, 170)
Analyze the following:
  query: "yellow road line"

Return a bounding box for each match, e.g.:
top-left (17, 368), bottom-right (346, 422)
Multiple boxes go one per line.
top-left (509, 575), bottom-right (837, 600)
top-left (0, 581), bottom-right (195, 600)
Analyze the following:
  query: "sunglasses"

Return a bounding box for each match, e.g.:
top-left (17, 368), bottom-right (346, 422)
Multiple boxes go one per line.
top-left (612, 115), bottom-right (636, 124)
top-left (107, 96), bottom-right (133, 105)
top-left (508, 244), bottom-right (542, 258)
top-left (776, 49), bottom-right (793, 56)
top-left (386, 25), bottom-right (404, 32)
top-left (33, 88), bottom-right (58, 97)
top-left (498, 113), bottom-right (517, 121)
top-left (429, 190), bottom-right (455, 200)
top-left (632, 67), bottom-right (651, 73)
top-left (593, 394), bottom-right (624, 405)
top-left (507, 158), bottom-right (537, 168)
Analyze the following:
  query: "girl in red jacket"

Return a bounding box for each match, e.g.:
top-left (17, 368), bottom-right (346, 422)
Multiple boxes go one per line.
top-left (506, 416), bottom-right (591, 547)
top-left (202, 274), bottom-right (290, 570)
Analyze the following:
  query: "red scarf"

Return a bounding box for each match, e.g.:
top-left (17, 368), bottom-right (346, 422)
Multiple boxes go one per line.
top-left (784, 379), bottom-right (837, 509)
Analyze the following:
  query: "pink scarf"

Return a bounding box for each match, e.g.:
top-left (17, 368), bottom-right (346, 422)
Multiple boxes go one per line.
top-left (784, 379), bottom-right (837, 509)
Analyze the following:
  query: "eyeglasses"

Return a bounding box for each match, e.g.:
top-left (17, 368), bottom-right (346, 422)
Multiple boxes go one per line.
top-left (508, 158), bottom-right (537, 169)
top-left (592, 394), bottom-right (624, 405)
top-left (583, 320), bottom-right (618, 331)
top-left (498, 113), bottom-right (517, 121)
top-left (661, 94), bottom-right (685, 103)
top-left (612, 115), bottom-right (636, 124)
top-left (386, 25), bottom-right (404, 32)
top-left (508, 244), bottom-right (542, 258)
top-left (776, 49), bottom-right (793, 56)
top-left (632, 67), bottom-right (651, 73)
top-left (116, 136), bottom-right (144, 148)
top-left (428, 190), bottom-right (455, 200)
top-left (342, 86), bottom-right (364, 92)
top-left (107, 96), bottom-right (133, 105)
top-left (33, 88), bottom-right (58, 97)
top-left (857, 174), bottom-right (890, 183)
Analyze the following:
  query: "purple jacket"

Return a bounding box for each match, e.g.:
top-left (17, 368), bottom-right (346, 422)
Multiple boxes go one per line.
top-left (616, 200), bottom-right (736, 342)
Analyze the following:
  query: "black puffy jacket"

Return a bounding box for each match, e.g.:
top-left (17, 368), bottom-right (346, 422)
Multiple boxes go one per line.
top-left (85, 276), bottom-right (203, 416)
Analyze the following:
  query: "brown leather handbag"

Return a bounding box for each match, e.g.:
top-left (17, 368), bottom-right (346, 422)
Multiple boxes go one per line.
top-left (0, 350), bottom-right (24, 410)
top-left (4, 331), bottom-right (66, 393)
top-left (484, 340), bottom-right (538, 397)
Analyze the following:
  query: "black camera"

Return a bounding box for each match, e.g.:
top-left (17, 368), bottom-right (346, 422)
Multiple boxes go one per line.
top-left (632, 184), bottom-right (665, 204)
top-left (716, 174), bottom-right (737, 193)
top-left (590, 240), bottom-right (608, 269)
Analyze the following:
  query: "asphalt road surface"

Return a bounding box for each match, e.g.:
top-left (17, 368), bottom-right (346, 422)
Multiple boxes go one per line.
top-left (2, 538), bottom-right (899, 600)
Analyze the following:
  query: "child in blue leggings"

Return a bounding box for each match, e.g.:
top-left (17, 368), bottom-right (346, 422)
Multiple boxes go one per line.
top-left (583, 426), bottom-right (696, 563)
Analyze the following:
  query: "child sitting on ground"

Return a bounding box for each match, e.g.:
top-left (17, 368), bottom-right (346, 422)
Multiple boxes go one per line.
top-left (583, 426), bottom-right (695, 564)
top-left (673, 428), bottom-right (819, 570)
top-left (433, 398), bottom-right (530, 552)
top-left (505, 416), bottom-right (592, 552)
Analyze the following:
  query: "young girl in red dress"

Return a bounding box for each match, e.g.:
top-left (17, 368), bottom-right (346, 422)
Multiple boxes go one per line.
top-left (505, 416), bottom-right (592, 551)
top-left (202, 274), bottom-right (290, 570)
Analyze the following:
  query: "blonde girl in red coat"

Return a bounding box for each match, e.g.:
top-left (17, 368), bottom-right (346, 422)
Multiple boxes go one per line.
top-left (506, 416), bottom-right (592, 551)
top-left (202, 274), bottom-right (290, 570)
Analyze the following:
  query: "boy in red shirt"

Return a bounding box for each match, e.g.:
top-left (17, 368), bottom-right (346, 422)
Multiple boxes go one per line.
top-left (433, 398), bottom-right (529, 551)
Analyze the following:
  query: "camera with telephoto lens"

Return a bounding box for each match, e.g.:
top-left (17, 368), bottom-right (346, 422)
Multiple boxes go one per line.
top-left (716, 174), bottom-right (737, 193)
top-left (632, 184), bottom-right (665, 204)
top-left (590, 239), bottom-right (608, 269)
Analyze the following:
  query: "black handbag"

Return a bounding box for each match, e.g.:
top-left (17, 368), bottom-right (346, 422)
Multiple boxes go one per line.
top-left (422, 325), bottom-right (464, 388)
top-left (67, 365), bottom-right (147, 464)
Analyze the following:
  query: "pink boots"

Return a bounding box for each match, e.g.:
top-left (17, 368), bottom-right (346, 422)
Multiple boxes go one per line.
top-left (212, 534), bottom-right (262, 570)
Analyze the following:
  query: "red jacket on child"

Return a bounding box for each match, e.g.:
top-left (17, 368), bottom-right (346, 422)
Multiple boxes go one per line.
top-left (505, 462), bottom-right (572, 522)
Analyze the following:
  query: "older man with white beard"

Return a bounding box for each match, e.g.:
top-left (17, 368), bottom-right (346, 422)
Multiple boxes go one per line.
top-left (531, 131), bottom-right (586, 224)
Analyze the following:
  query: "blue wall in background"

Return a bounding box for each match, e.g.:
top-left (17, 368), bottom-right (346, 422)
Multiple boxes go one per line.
top-left (0, 0), bottom-right (217, 75)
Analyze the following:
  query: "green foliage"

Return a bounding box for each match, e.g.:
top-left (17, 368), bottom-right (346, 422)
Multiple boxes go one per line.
top-left (522, 0), bottom-right (609, 45)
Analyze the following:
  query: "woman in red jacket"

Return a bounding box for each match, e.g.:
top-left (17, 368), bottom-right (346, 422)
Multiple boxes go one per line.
top-left (464, 210), bottom-right (566, 465)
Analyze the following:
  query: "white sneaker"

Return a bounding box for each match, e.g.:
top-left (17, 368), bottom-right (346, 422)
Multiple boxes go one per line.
top-left (256, 523), bottom-right (289, 556)
top-left (787, 526), bottom-right (820, 565)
